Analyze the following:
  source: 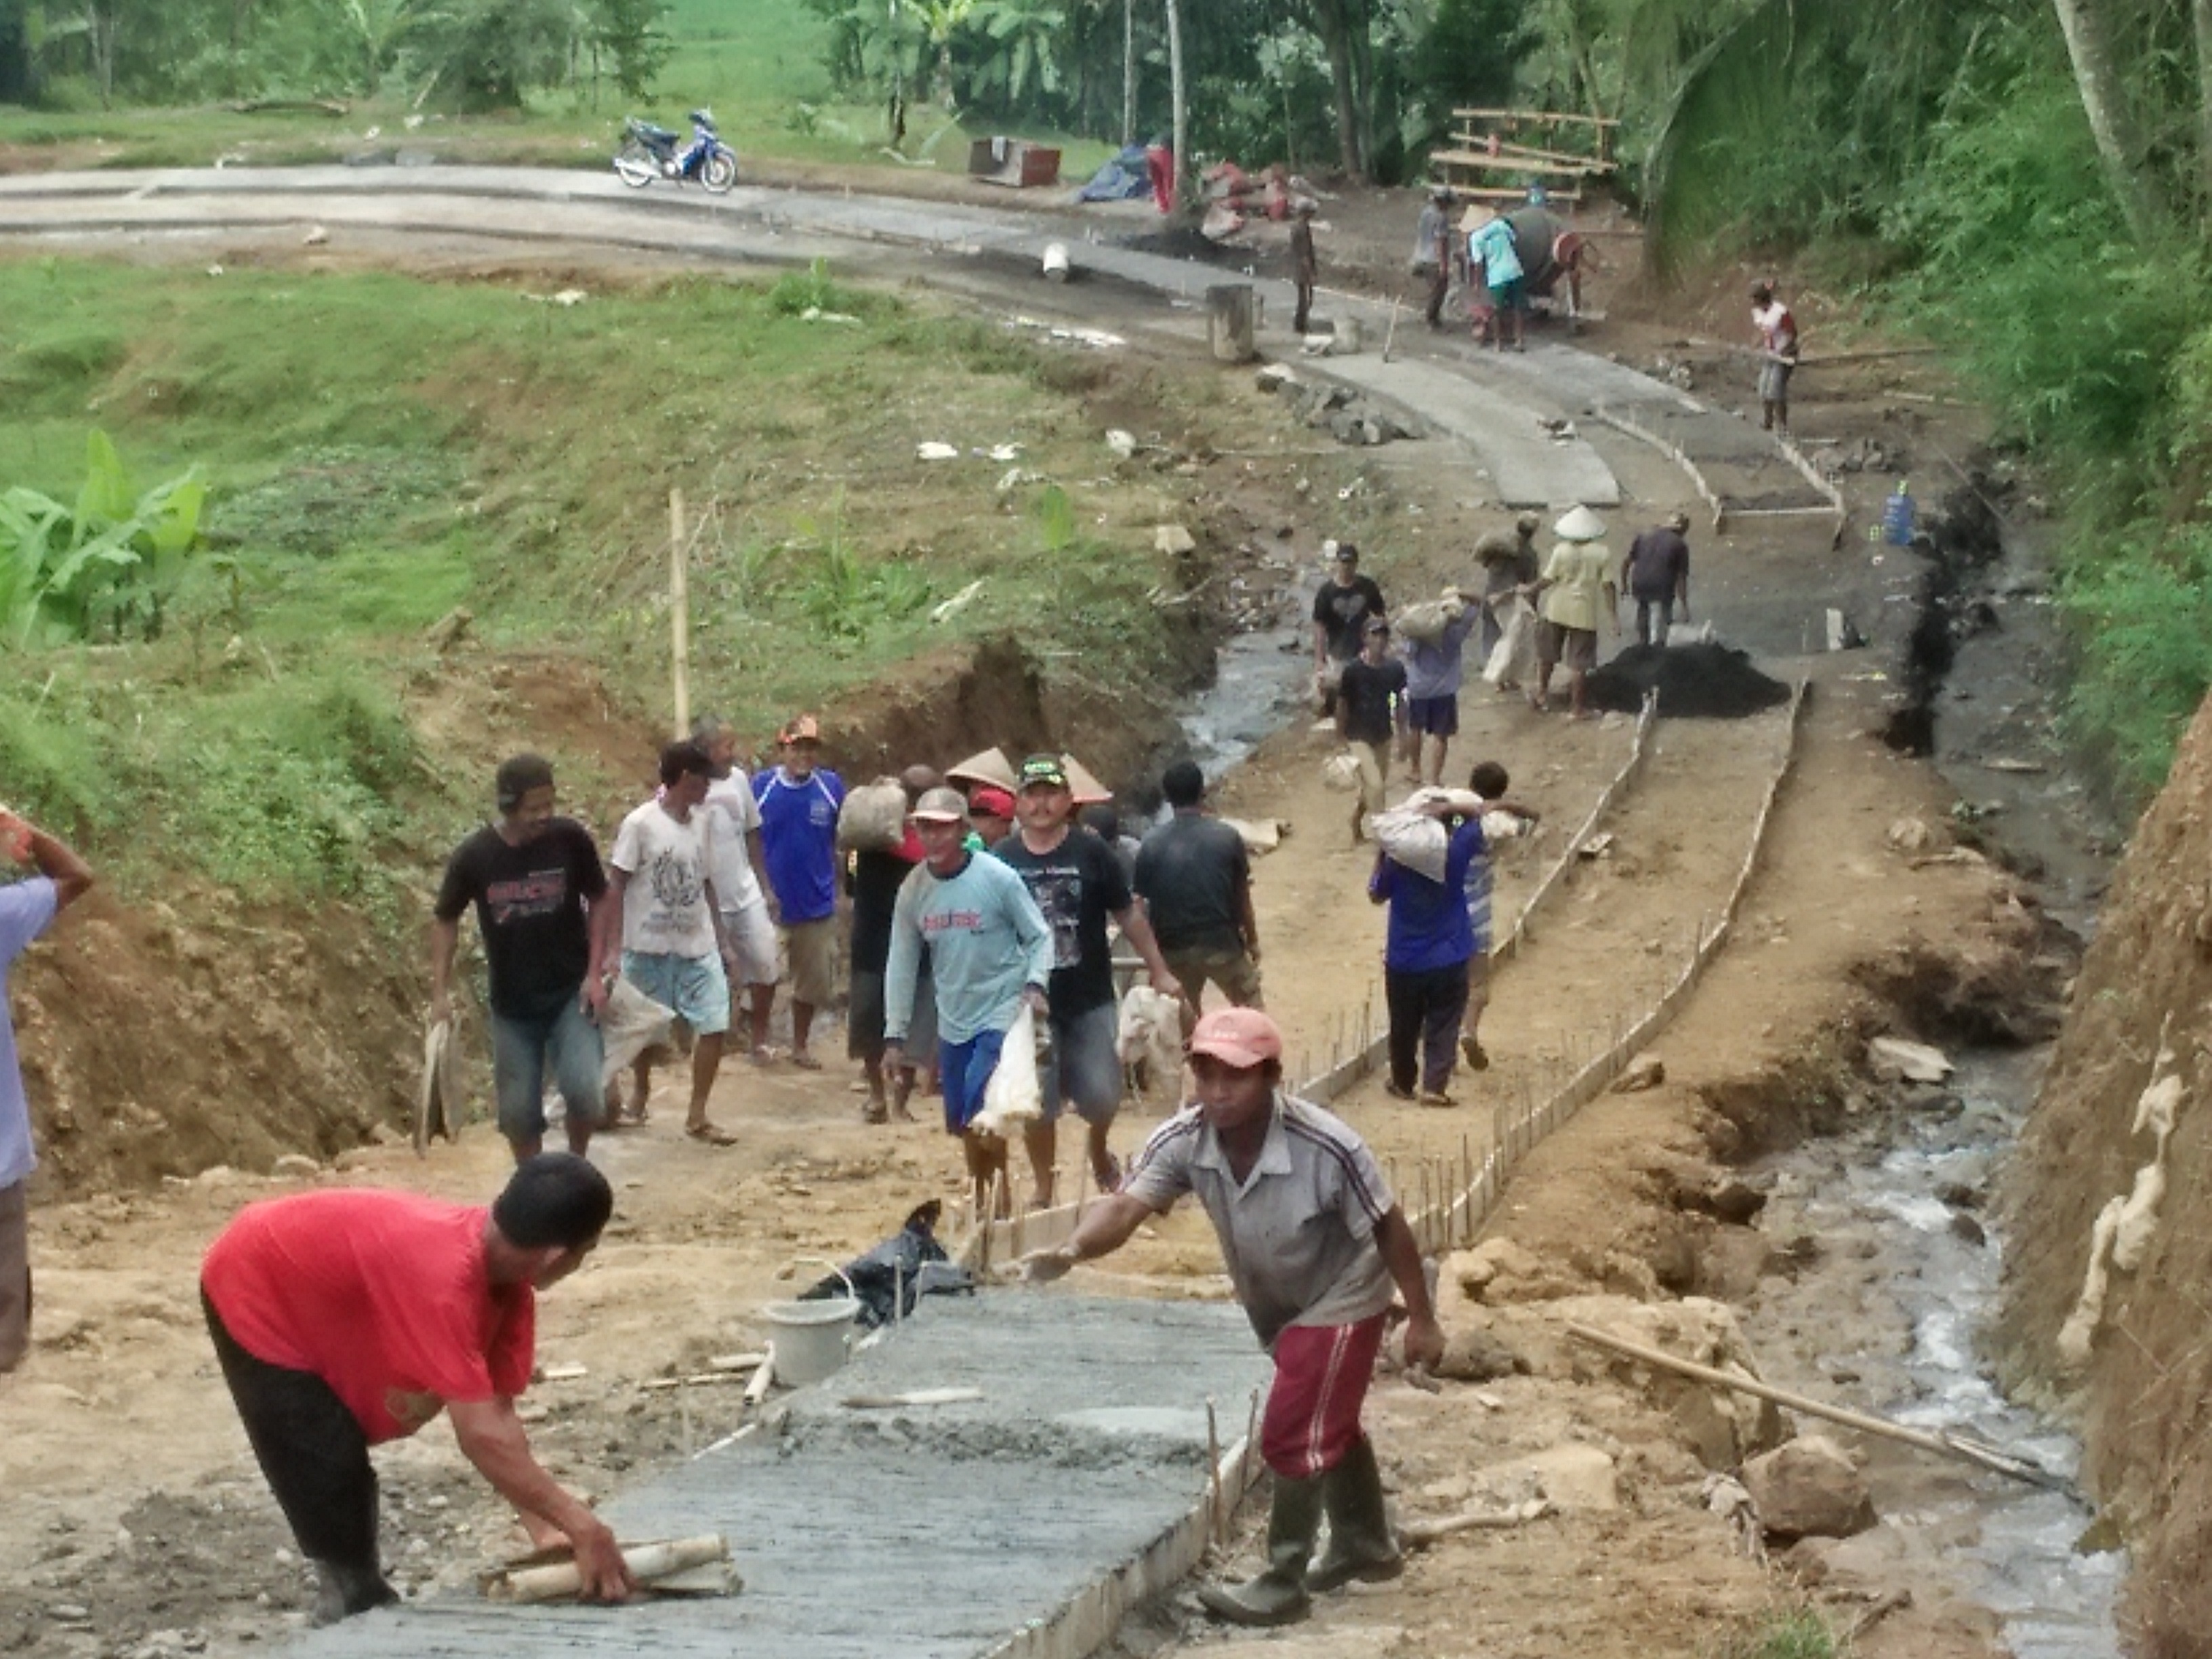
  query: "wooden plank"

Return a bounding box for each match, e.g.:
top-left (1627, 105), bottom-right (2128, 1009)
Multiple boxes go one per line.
top-left (1452, 106), bottom-right (1621, 128)
top-left (1429, 149), bottom-right (1605, 179)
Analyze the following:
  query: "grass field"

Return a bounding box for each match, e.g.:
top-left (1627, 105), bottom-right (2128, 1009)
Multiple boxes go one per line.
top-left (0, 253), bottom-right (1223, 906)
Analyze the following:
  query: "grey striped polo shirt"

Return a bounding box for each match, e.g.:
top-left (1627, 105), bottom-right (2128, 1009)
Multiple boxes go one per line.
top-left (1125, 1093), bottom-right (1397, 1350)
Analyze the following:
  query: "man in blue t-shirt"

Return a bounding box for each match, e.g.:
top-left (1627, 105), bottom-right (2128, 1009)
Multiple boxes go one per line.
top-left (0, 808), bottom-right (96, 1371)
top-left (1366, 762), bottom-right (1536, 1105)
top-left (752, 714), bottom-right (846, 1069)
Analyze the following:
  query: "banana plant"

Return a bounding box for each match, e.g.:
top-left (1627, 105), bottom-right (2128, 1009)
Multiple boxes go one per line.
top-left (973, 0), bottom-right (1065, 106)
top-left (0, 430), bottom-right (205, 647)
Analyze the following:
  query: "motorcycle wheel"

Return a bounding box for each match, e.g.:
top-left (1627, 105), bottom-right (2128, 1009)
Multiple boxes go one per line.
top-left (614, 140), bottom-right (656, 188)
top-left (701, 149), bottom-right (739, 193)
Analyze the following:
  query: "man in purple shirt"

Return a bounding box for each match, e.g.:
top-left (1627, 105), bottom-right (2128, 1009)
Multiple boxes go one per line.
top-left (0, 808), bottom-right (96, 1371)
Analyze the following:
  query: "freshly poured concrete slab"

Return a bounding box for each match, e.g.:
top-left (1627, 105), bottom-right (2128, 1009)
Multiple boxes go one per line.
top-left (285, 1293), bottom-right (1272, 1659)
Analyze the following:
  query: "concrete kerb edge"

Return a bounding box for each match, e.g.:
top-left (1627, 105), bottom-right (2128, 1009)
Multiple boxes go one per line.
top-left (981, 1431), bottom-right (1260, 1659)
top-left (1403, 675), bottom-right (1811, 1255)
top-left (1593, 405), bottom-right (1727, 531)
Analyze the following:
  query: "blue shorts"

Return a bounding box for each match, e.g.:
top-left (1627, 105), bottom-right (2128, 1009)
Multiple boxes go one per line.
top-left (939, 1027), bottom-right (1010, 1137)
top-left (621, 949), bottom-right (731, 1037)
top-left (1406, 694), bottom-right (1459, 737)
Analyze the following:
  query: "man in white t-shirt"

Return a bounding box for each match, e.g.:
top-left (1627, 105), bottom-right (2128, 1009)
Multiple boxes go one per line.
top-left (609, 741), bottom-right (738, 1147)
top-left (692, 715), bottom-right (781, 1063)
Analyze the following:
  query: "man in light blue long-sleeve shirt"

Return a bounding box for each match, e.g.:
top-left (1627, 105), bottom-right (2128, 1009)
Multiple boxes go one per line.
top-left (884, 788), bottom-right (1054, 1212)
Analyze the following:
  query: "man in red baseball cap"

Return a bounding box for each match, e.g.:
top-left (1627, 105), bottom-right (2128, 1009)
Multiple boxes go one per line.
top-left (1027, 1007), bottom-right (1444, 1627)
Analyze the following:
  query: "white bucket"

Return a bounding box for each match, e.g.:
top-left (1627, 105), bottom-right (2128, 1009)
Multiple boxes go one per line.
top-left (762, 1298), bottom-right (859, 1386)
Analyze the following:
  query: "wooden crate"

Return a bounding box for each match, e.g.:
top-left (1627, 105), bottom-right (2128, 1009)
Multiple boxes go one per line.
top-left (968, 138), bottom-right (1062, 188)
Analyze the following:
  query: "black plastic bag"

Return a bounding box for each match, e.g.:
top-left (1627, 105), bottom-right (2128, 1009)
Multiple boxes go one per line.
top-left (802, 1200), bottom-right (975, 1329)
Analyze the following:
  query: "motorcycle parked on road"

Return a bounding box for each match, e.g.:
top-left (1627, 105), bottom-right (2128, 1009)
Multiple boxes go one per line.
top-left (613, 110), bottom-right (738, 193)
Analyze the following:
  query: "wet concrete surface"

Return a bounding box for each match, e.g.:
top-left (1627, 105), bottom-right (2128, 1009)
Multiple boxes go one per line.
top-left (282, 1293), bottom-right (1271, 1658)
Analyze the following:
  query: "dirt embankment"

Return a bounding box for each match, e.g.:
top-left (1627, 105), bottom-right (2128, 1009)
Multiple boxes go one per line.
top-left (1995, 687), bottom-right (2212, 1657)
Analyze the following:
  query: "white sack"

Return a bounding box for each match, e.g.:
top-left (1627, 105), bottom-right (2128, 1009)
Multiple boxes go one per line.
top-left (1482, 597), bottom-right (1539, 686)
top-left (836, 779), bottom-right (908, 853)
top-left (973, 1003), bottom-right (1044, 1139)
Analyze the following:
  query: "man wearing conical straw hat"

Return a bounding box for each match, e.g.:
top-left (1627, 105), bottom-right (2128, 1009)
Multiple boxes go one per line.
top-left (1530, 504), bottom-right (1618, 719)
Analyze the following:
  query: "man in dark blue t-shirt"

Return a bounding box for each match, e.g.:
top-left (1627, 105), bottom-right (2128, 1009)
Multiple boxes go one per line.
top-left (1368, 808), bottom-right (1484, 1107)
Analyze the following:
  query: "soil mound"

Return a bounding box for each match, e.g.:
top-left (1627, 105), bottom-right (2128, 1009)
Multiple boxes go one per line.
top-left (1586, 643), bottom-right (1791, 718)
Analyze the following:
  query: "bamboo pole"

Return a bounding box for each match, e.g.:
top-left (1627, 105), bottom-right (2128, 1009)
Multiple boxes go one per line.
top-left (1205, 1395), bottom-right (1223, 1548)
top-left (669, 488), bottom-right (691, 737)
top-left (1563, 1324), bottom-right (2068, 1490)
top-left (491, 1534), bottom-right (730, 1602)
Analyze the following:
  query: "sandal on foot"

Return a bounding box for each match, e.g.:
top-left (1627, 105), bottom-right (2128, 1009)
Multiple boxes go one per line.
top-left (1385, 1082), bottom-right (1416, 1103)
top-left (1461, 1035), bottom-right (1490, 1071)
top-left (789, 1051), bottom-right (823, 1071)
top-left (862, 1101), bottom-right (889, 1126)
top-left (1418, 1090), bottom-right (1459, 1108)
top-left (685, 1121), bottom-right (737, 1147)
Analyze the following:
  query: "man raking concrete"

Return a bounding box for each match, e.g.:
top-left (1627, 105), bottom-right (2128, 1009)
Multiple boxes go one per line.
top-left (1025, 1008), bottom-right (1446, 1626)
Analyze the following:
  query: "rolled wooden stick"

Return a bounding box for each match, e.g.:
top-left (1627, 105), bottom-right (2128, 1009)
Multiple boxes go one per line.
top-left (491, 1534), bottom-right (730, 1603)
top-left (1401, 1498), bottom-right (1551, 1547)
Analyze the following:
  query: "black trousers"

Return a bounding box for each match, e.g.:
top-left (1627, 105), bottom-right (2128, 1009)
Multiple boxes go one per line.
top-left (1385, 961), bottom-right (1471, 1095)
top-left (202, 1288), bottom-right (382, 1576)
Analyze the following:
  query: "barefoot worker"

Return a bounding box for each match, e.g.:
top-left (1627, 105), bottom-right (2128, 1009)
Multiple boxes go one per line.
top-left (201, 1155), bottom-right (634, 1622)
top-left (1025, 1008), bottom-right (1446, 1627)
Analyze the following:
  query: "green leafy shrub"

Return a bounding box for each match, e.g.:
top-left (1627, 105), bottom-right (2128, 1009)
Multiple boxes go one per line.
top-left (0, 430), bottom-right (205, 646)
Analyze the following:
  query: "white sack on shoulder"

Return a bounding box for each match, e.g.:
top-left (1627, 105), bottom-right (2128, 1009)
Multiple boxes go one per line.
top-left (1372, 802), bottom-right (1450, 882)
top-left (837, 779), bottom-right (908, 853)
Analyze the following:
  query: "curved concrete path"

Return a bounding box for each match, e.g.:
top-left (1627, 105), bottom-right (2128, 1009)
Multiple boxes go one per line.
top-left (0, 164), bottom-right (1822, 515)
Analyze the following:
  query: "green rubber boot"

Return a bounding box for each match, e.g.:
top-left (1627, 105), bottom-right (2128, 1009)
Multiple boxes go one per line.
top-left (1307, 1437), bottom-right (1405, 1593)
top-left (1197, 1473), bottom-right (1323, 1627)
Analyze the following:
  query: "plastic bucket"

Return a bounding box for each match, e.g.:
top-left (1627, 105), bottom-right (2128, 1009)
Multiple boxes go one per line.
top-left (763, 1298), bottom-right (859, 1386)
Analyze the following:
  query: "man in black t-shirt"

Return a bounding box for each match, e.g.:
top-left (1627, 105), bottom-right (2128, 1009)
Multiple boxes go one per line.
top-left (1310, 544), bottom-right (1387, 716)
top-left (1336, 618), bottom-right (1409, 844)
top-left (1134, 760), bottom-right (1262, 1027)
top-left (992, 755), bottom-right (1185, 1207)
top-left (431, 755), bottom-right (615, 1162)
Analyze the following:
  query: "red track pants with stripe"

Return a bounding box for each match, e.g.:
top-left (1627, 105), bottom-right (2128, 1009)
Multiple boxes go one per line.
top-left (1261, 1313), bottom-right (1387, 1479)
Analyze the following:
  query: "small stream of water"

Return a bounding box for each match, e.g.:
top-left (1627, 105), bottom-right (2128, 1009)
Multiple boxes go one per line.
top-left (1751, 1049), bottom-right (2123, 1656)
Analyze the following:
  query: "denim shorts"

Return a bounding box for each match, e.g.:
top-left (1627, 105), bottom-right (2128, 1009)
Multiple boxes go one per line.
top-left (621, 949), bottom-right (731, 1037)
top-left (489, 996), bottom-right (606, 1147)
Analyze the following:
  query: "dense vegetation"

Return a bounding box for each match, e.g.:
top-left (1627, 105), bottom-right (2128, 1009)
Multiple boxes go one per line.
top-left (1643, 0), bottom-right (2212, 796)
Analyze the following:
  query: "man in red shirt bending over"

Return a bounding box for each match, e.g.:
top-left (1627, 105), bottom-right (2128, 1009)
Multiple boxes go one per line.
top-left (200, 1155), bottom-right (633, 1623)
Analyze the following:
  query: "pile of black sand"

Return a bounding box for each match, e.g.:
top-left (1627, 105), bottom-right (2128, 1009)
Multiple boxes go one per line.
top-left (1585, 642), bottom-right (1791, 718)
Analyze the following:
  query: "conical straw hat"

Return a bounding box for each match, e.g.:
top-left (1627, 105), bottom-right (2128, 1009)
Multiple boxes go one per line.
top-left (1554, 504), bottom-right (1607, 542)
top-left (1061, 754), bottom-right (1112, 805)
top-left (945, 746), bottom-right (1017, 791)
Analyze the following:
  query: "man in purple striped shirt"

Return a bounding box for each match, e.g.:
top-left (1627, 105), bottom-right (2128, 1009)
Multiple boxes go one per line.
top-left (1026, 1008), bottom-right (1443, 1627)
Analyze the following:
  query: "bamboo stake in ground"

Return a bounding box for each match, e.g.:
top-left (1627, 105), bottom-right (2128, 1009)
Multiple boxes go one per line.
top-left (1205, 1395), bottom-right (1223, 1549)
top-left (668, 488), bottom-right (690, 737)
top-left (1564, 1324), bottom-right (2069, 1490)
